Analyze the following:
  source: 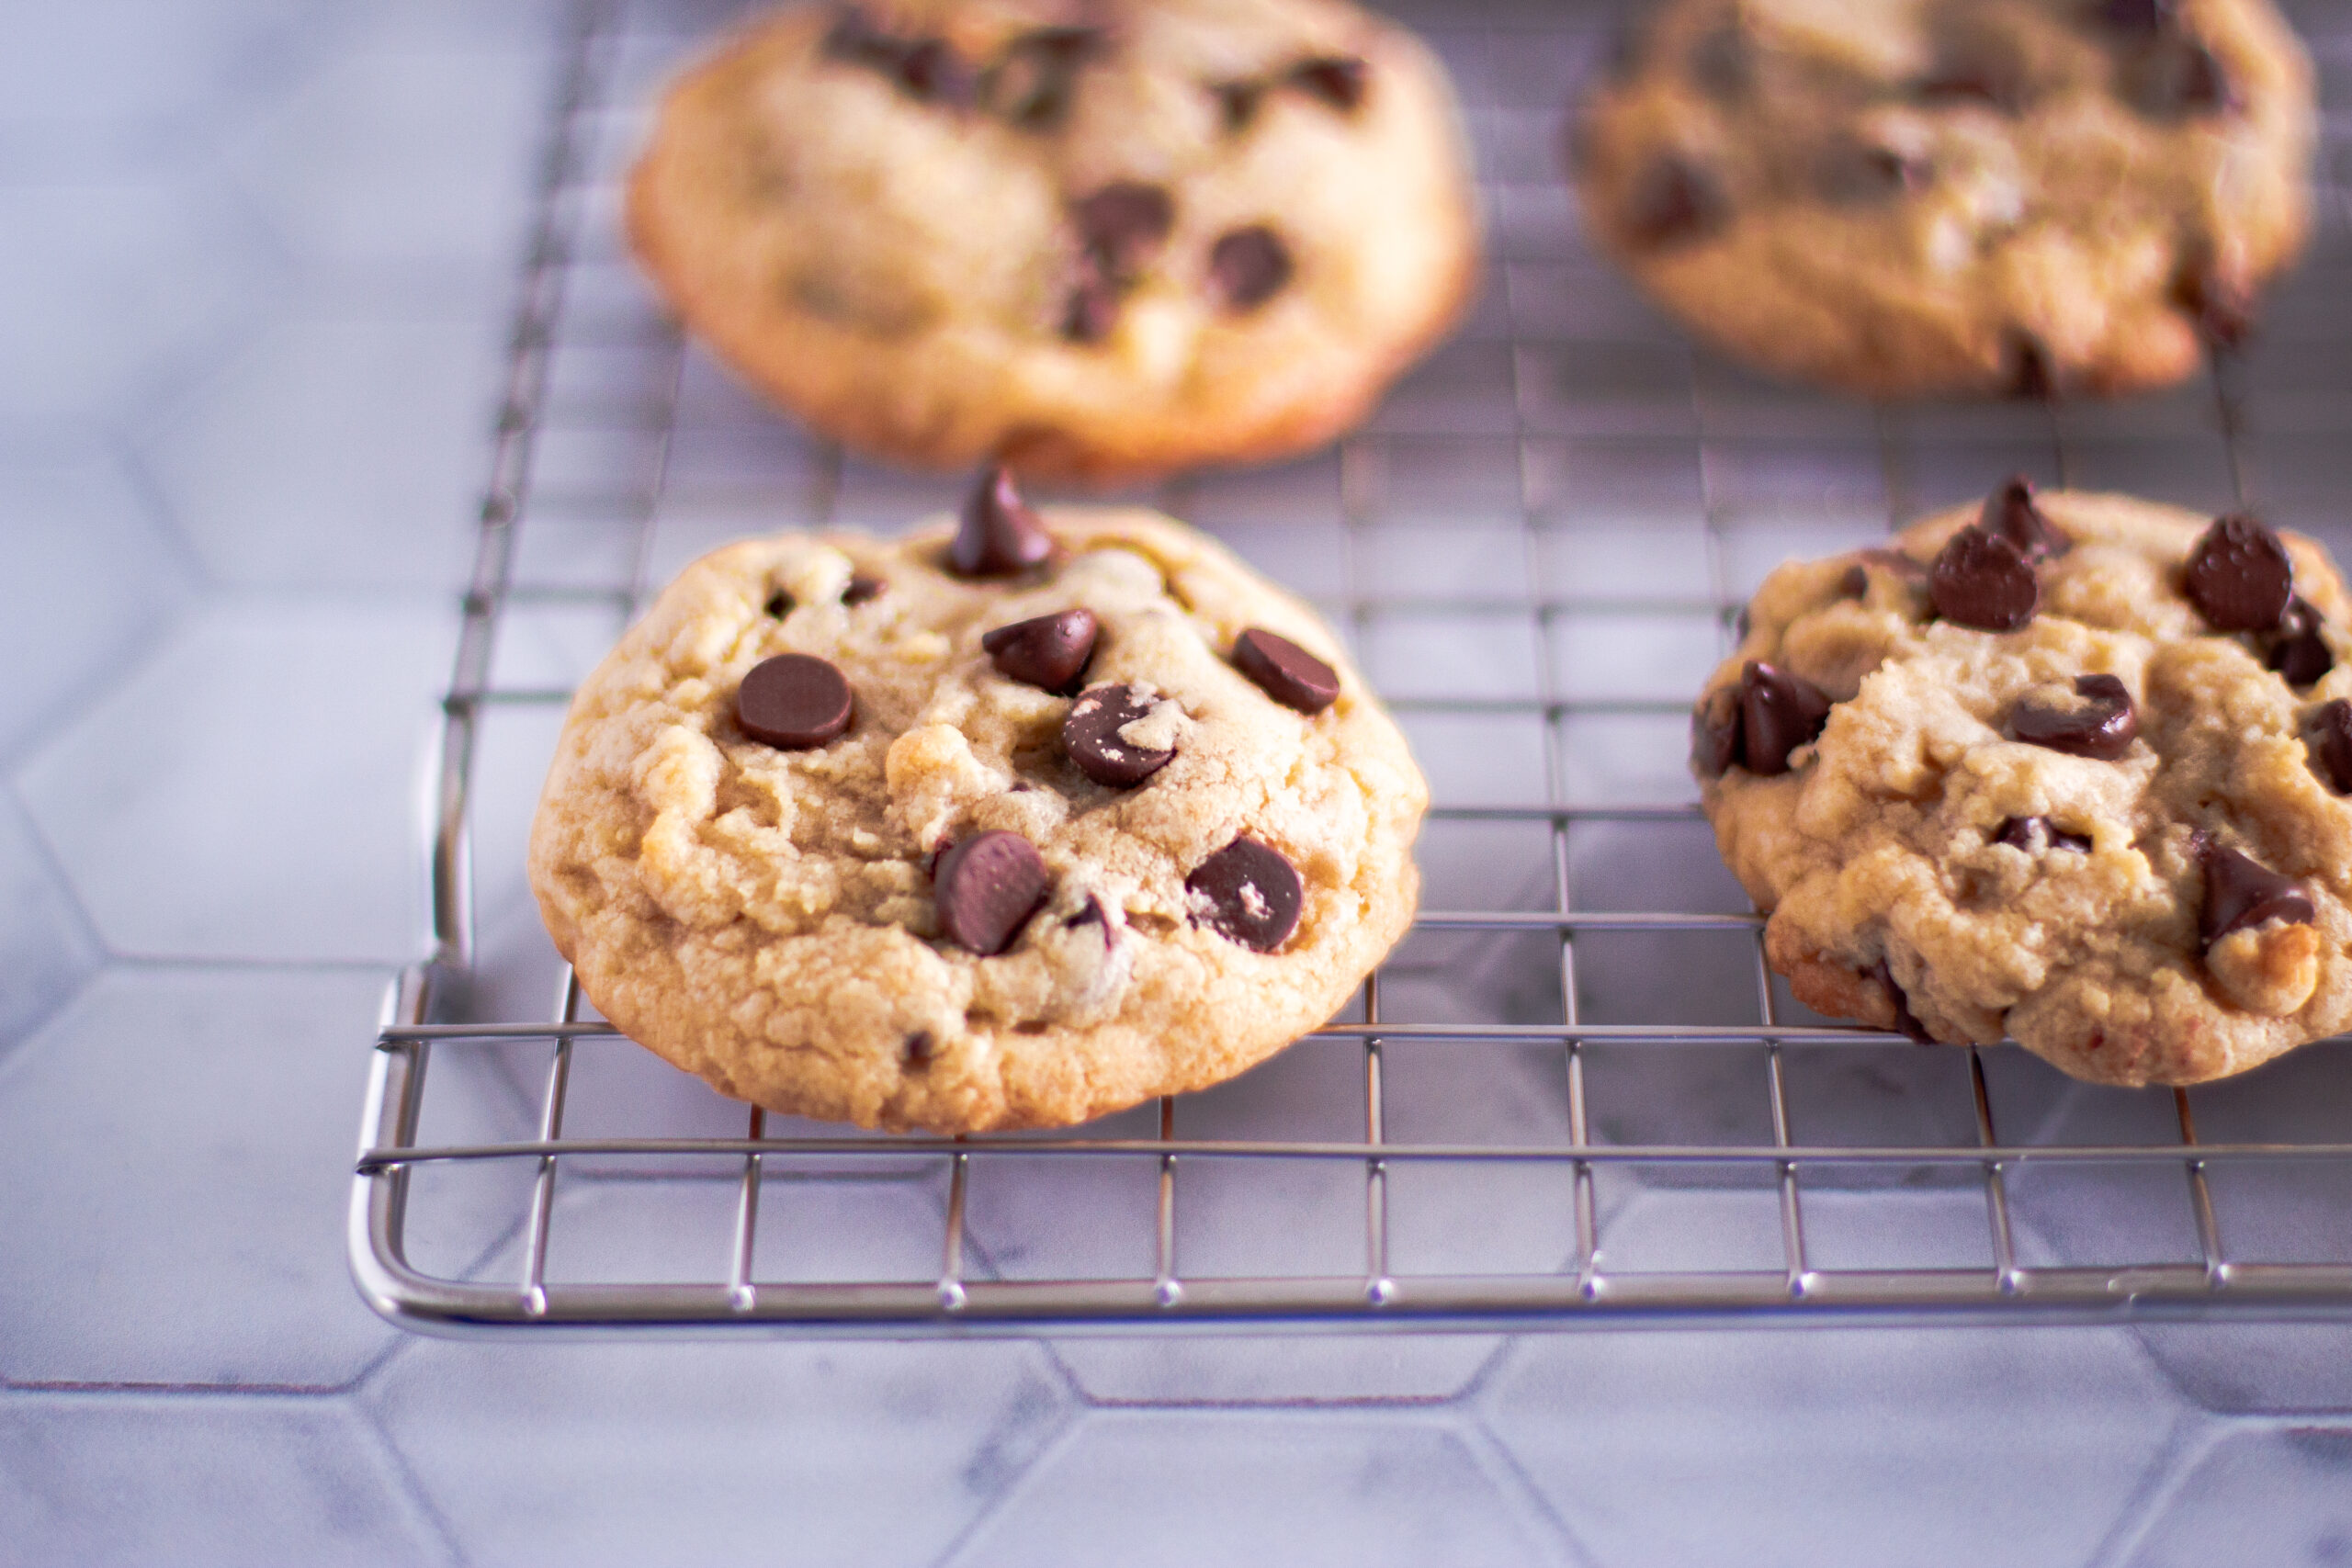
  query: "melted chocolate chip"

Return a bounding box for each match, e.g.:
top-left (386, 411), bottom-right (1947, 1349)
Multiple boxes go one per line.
top-left (1288, 55), bottom-right (1366, 110)
top-left (1063, 683), bottom-right (1175, 786)
top-left (1980, 475), bottom-right (2068, 561)
top-left (2199, 840), bottom-right (2314, 951)
top-left (1074, 182), bottom-right (1173, 282)
top-left (1623, 154), bottom-right (1727, 250)
top-left (1996, 816), bottom-right (2094, 854)
top-left (2126, 35), bottom-right (2234, 119)
top-left (1232, 627), bottom-right (1340, 715)
top-left (1931, 526), bottom-right (2039, 632)
top-left (982, 608), bottom-right (1098, 694)
top-left (1207, 226), bottom-right (1293, 312)
top-left (2310, 699), bottom-right (2352, 794)
top-left (736, 653), bottom-right (854, 749)
top-left (1815, 139), bottom-right (1928, 206)
top-left (1737, 660), bottom-right (1833, 776)
top-left (1211, 79), bottom-right (1263, 132)
top-left (2268, 596), bottom-right (2334, 686)
top-left (2184, 513), bottom-right (2293, 632)
top-left (949, 465), bottom-right (1055, 577)
top-left (763, 590), bottom-right (793, 618)
top-left (2011, 673), bottom-right (2138, 760)
top-left (1186, 837), bottom-right (1304, 952)
top-left (843, 574), bottom-right (885, 604)
top-left (1875, 960), bottom-right (1934, 1043)
top-left (933, 830), bottom-right (1051, 956)
top-left (1690, 684), bottom-right (1743, 778)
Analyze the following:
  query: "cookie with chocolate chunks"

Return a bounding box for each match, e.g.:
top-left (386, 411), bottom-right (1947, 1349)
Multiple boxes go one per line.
top-left (1698, 485), bottom-right (2352, 1088)
top-left (626, 0), bottom-right (1480, 481)
top-left (529, 488), bottom-right (1425, 1133)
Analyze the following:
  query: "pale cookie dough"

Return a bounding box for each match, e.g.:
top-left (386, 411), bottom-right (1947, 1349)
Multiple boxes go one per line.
top-left (1573, 0), bottom-right (2313, 398)
top-left (628, 0), bottom-right (1481, 480)
top-left (1696, 483), bottom-right (2352, 1085)
top-left (528, 472), bottom-right (1426, 1132)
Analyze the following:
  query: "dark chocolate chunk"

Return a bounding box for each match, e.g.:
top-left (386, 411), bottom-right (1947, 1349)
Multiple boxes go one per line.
top-left (1980, 474), bottom-right (2068, 561)
top-left (1737, 660), bottom-right (1833, 776)
top-left (1691, 684), bottom-right (1743, 777)
top-left (1232, 627), bottom-right (1340, 714)
top-left (1815, 139), bottom-right (1928, 206)
top-left (2125, 36), bottom-right (2234, 119)
top-left (1186, 837), bottom-right (1304, 952)
top-left (2267, 596), bottom-right (2333, 686)
top-left (843, 574), bottom-right (885, 604)
top-left (2010, 673), bottom-right (2138, 760)
top-left (736, 653), bottom-right (854, 749)
top-left (1287, 55), bottom-right (1367, 110)
top-left (1063, 683), bottom-right (1176, 786)
top-left (2309, 699), bottom-right (2352, 794)
top-left (1207, 226), bottom-right (1293, 312)
top-left (1996, 816), bottom-right (2094, 853)
top-left (2184, 513), bottom-right (2293, 631)
top-left (2199, 840), bottom-right (2314, 951)
top-left (1211, 79), bottom-right (1263, 132)
top-left (1623, 153), bottom-right (1727, 250)
top-left (764, 590), bottom-right (794, 618)
top-left (1931, 526), bottom-right (2039, 631)
top-left (932, 830), bottom-right (1051, 956)
top-left (982, 607), bottom-right (1099, 694)
top-left (1062, 262), bottom-right (1120, 343)
top-left (1075, 182), bottom-right (1174, 282)
top-left (1875, 960), bottom-right (1934, 1043)
top-left (949, 464), bottom-right (1056, 577)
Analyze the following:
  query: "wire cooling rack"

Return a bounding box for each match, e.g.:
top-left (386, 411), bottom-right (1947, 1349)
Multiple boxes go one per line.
top-left (352, 0), bottom-right (2352, 1334)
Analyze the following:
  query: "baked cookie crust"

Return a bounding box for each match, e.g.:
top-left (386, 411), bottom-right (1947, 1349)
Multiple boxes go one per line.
top-left (527, 479), bottom-right (1426, 1132)
top-left (1573, 0), bottom-right (2313, 399)
top-left (628, 0), bottom-right (1480, 480)
top-left (1697, 485), bottom-right (2352, 1086)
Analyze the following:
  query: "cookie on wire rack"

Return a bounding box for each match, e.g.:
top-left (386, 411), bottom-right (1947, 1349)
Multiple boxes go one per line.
top-left (527, 467), bottom-right (1426, 1133)
top-left (1696, 480), bottom-right (2352, 1085)
top-left (626, 0), bottom-right (1481, 481)
top-left (1571, 0), bottom-right (2314, 399)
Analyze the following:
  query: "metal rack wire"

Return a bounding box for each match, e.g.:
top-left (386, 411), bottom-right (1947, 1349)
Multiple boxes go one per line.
top-left (351, 0), bottom-right (2352, 1334)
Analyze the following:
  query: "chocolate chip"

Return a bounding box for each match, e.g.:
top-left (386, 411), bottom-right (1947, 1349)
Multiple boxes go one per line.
top-left (736, 653), bottom-right (854, 749)
top-left (949, 464), bottom-right (1056, 577)
top-left (1931, 526), bottom-right (2039, 632)
top-left (1062, 262), bottom-right (1120, 343)
top-left (1075, 183), bottom-right (1173, 284)
top-left (2126, 36), bottom-right (2234, 118)
top-left (1874, 960), bottom-right (1934, 1043)
top-left (1814, 139), bottom-right (1929, 206)
top-left (1737, 660), bottom-right (1833, 776)
top-left (843, 574), bottom-right (885, 604)
top-left (1186, 837), bottom-right (1304, 952)
top-left (1287, 55), bottom-right (1366, 110)
top-left (2010, 673), bottom-right (2138, 760)
top-left (988, 26), bottom-right (1100, 130)
top-left (1064, 894), bottom-right (1113, 947)
top-left (2184, 513), bottom-right (2293, 632)
top-left (763, 590), bottom-right (793, 618)
top-left (1210, 79), bottom-right (1263, 132)
top-left (1996, 816), bottom-right (2094, 853)
top-left (2199, 840), bottom-right (2314, 951)
top-left (903, 1029), bottom-right (938, 1066)
top-left (893, 38), bottom-right (977, 107)
top-left (933, 830), bottom-right (1051, 956)
top-left (2309, 699), bottom-right (2352, 794)
top-left (982, 608), bottom-right (1099, 694)
top-left (1623, 154), bottom-right (1727, 250)
top-left (1843, 547), bottom-right (1930, 598)
top-left (2006, 333), bottom-right (2056, 400)
top-left (1063, 683), bottom-right (1175, 786)
top-left (1207, 226), bottom-right (1292, 312)
top-left (2267, 596), bottom-right (2333, 686)
top-left (1232, 627), bottom-right (1340, 714)
top-left (1980, 475), bottom-right (2068, 561)
top-left (1691, 684), bottom-right (1743, 778)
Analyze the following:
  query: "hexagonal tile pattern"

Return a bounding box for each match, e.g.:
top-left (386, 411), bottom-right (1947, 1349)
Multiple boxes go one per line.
top-left (1481, 1328), bottom-right (2188, 1568)
top-left (0, 966), bottom-right (408, 1386)
top-left (0, 1392), bottom-right (451, 1567)
top-left (0, 444), bottom-right (197, 761)
top-left (1047, 1337), bottom-right (1504, 1408)
top-left (0, 790), bottom-right (100, 1057)
top-left (2117, 1427), bottom-right (2352, 1568)
top-left (17, 595), bottom-right (451, 963)
top-left (368, 1338), bottom-right (1074, 1567)
top-left (947, 1411), bottom-right (1566, 1567)
top-left (144, 314), bottom-right (497, 590)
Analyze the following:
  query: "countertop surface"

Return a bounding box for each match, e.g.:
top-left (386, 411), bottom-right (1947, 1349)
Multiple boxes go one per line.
top-left (5, 1), bottom-right (2352, 1563)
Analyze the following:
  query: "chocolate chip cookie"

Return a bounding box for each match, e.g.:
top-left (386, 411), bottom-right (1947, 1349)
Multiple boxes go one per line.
top-left (627, 0), bottom-right (1480, 480)
top-left (1697, 481), bottom-right (2352, 1085)
top-left (1573, 0), bottom-right (2313, 398)
top-left (527, 468), bottom-right (1426, 1132)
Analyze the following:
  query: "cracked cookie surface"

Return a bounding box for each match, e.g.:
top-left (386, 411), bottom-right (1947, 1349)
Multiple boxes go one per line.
top-left (527, 479), bottom-right (1425, 1132)
top-left (1572, 0), bottom-right (2312, 398)
top-left (1697, 486), bottom-right (2352, 1085)
top-left (628, 0), bottom-right (1479, 480)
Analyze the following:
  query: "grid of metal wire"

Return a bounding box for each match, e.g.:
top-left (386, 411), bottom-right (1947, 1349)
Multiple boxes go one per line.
top-left (351, 0), bottom-right (2352, 1334)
